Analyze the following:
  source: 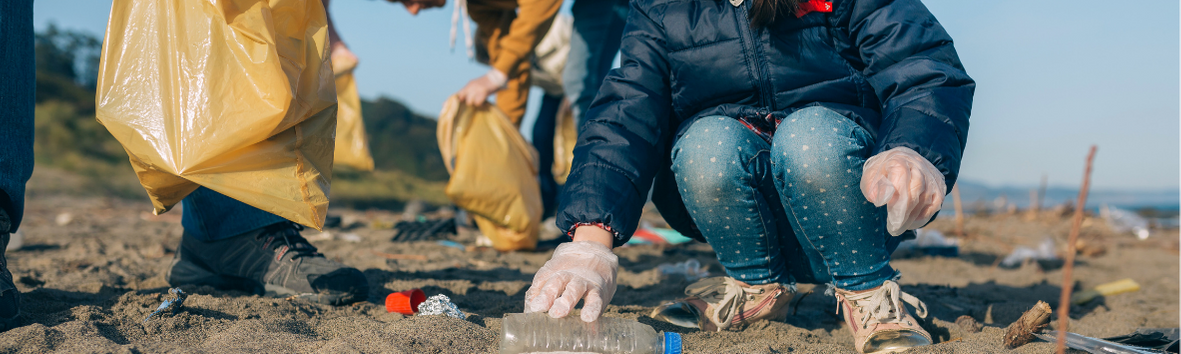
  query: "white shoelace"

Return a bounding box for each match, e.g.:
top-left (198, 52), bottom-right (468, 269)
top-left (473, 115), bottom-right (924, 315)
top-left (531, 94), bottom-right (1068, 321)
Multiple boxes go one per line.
top-left (837, 281), bottom-right (928, 330)
top-left (704, 277), bottom-right (763, 330)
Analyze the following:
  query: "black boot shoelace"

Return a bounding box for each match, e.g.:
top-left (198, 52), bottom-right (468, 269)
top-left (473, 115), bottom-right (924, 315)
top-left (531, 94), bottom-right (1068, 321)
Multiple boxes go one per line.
top-left (258, 223), bottom-right (323, 261)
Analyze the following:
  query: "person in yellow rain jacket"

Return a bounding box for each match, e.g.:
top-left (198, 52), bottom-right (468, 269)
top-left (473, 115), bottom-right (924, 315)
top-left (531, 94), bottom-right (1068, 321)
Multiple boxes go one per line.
top-left (454, 0), bottom-right (563, 125)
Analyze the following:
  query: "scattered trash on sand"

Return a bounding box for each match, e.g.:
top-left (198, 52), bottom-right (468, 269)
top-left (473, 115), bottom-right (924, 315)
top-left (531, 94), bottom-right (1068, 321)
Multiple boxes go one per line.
top-left (1035, 330), bottom-right (1166, 354)
top-left (1104, 328), bottom-right (1180, 352)
top-left (436, 240), bottom-right (466, 251)
top-left (418, 294), bottom-right (465, 320)
top-left (144, 288), bottom-right (188, 323)
top-left (893, 228), bottom-right (959, 258)
top-left (1000, 238), bottom-right (1060, 269)
top-left (501, 312), bottom-right (682, 354)
top-left (391, 218), bottom-right (457, 242)
top-left (1003, 300), bottom-right (1052, 349)
top-left (385, 289), bottom-right (426, 315)
top-left (657, 259), bottom-right (709, 281)
top-left (1072, 278), bottom-right (1141, 305)
top-left (1102, 205), bottom-right (1151, 240)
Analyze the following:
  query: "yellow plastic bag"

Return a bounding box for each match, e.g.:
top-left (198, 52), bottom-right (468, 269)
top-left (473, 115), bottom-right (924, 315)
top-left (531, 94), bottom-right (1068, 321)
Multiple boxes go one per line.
top-left (96, 0), bottom-right (337, 230)
top-left (551, 100), bottom-right (576, 185)
top-left (331, 52), bottom-right (375, 171)
top-left (437, 96), bottom-right (541, 251)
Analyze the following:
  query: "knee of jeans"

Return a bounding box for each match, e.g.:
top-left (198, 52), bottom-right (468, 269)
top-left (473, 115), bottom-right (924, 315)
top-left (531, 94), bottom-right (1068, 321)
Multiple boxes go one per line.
top-left (672, 117), bottom-right (762, 201)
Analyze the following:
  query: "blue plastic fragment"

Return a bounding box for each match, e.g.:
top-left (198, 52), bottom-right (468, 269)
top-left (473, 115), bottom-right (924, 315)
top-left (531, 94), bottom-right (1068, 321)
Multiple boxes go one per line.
top-left (144, 288), bottom-right (188, 323)
top-left (436, 240), bottom-right (466, 251)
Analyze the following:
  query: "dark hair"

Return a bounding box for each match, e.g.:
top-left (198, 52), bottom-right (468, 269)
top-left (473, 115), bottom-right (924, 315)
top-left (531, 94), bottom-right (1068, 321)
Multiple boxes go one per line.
top-left (749, 0), bottom-right (801, 28)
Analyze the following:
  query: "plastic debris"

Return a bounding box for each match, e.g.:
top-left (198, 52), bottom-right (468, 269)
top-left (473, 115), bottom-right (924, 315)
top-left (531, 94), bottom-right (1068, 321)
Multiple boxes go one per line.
top-left (386, 289), bottom-right (426, 315)
top-left (1000, 238), bottom-right (1060, 269)
top-left (55, 213), bottom-right (72, 226)
top-left (1072, 278), bottom-right (1141, 305)
top-left (339, 233), bottom-right (362, 243)
top-left (1101, 205), bottom-right (1151, 240)
top-left (144, 288), bottom-right (187, 323)
top-left (1105, 328), bottom-right (1180, 352)
top-left (894, 229), bottom-right (959, 258)
top-left (417, 294), bottom-right (466, 320)
top-left (1034, 330), bottom-right (1165, 354)
top-left (436, 240), bottom-right (466, 251)
top-left (391, 218), bottom-right (456, 242)
top-left (657, 259), bottom-right (710, 281)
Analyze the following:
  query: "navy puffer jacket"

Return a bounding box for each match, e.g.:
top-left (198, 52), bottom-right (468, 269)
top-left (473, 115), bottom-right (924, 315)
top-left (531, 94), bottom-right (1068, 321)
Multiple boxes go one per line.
top-left (557, 0), bottom-right (974, 246)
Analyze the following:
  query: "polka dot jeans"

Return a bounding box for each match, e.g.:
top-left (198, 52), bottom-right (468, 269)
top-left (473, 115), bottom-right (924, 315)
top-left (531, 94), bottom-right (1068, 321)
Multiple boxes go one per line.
top-left (671, 107), bottom-right (903, 291)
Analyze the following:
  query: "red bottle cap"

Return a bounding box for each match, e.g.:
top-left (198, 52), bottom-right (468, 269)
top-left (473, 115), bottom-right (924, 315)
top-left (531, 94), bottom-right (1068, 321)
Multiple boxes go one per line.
top-left (385, 288), bottom-right (426, 315)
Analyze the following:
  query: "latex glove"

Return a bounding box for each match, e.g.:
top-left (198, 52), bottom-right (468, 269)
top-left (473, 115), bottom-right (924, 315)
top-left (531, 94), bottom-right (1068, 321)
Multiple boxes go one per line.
top-left (456, 69), bottom-right (507, 107)
top-left (860, 147), bottom-right (947, 236)
top-left (524, 241), bottom-right (619, 322)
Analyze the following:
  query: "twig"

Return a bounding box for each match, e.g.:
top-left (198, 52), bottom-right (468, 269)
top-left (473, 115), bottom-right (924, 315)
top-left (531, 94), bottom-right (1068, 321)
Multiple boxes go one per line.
top-left (1055, 145), bottom-right (1097, 354)
top-left (952, 184), bottom-right (965, 238)
top-left (370, 250), bottom-right (428, 261)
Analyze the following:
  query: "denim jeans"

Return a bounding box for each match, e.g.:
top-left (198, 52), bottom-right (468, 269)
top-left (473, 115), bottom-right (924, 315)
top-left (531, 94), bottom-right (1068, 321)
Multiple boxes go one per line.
top-left (530, 94), bottom-right (564, 217)
top-left (181, 187), bottom-right (287, 241)
top-left (671, 107), bottom-right (902, 291)
top-left (562, 0), bottom-right (629, 124)
top-left (0, 0), bottom-right (35, 233)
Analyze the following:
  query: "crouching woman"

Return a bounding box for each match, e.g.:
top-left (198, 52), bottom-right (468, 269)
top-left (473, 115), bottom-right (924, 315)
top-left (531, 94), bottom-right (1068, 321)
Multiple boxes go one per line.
top-left (523, 0), bottom-right (973, 352)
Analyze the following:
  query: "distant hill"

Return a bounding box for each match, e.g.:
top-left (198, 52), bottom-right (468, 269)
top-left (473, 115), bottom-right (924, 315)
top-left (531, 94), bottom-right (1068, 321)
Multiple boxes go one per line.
top-left (946, 180), bottom-right (1179, 212)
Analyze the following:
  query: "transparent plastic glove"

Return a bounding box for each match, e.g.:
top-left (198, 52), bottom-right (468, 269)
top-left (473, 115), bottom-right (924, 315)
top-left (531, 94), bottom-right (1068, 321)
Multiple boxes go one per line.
top-left (456, 69), bottom-right (507, 107)
top-left (860, 147), bottom-right (947, 236)
top-left (524, 241), bottom-right (619, 322)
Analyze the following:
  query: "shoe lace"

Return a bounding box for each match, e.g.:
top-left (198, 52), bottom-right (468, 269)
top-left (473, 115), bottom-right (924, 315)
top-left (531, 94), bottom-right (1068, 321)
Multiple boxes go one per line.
top-left (836, 280), bottom-right (928, 330)
top-left (687, 277), bottom-right (764, 330)
top-left (259, 223), bottom-right (322, 261)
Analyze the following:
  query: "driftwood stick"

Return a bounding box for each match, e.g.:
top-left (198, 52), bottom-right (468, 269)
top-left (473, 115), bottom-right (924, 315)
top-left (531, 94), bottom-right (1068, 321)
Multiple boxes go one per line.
top-left (1055, 145), bottom-right (1097, 354)
top-left (1003, 301), bottom-right (1053, 348)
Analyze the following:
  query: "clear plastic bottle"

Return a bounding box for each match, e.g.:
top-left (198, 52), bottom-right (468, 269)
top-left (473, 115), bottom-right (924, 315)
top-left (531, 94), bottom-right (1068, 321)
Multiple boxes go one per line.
top-left (500, 312), bottom-right (682, 354)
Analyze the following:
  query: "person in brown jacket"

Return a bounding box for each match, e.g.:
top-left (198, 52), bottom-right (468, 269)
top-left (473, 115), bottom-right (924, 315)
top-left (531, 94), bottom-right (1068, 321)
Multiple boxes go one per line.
top-left (455, 0), bottom-right (563, 125)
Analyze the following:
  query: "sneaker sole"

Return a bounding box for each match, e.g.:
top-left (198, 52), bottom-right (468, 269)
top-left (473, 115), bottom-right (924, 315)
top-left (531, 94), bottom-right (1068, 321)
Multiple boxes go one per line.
top-left (170, 256), bottom-right (361, 305)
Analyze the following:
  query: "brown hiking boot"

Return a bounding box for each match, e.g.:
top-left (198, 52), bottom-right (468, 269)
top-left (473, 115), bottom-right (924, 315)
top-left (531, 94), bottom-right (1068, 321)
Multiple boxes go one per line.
top-left (650, 276), bottom-right (793, 331)
top-left (834, 280), bottom-right (932, 353)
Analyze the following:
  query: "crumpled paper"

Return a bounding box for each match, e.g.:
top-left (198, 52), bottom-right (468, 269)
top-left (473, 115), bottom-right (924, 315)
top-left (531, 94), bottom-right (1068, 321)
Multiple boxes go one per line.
top-left (417, 294), bottom-right (466, 320)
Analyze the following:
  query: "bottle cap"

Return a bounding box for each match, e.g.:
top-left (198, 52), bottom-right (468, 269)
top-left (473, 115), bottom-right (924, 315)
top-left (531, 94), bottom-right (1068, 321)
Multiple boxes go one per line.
top-left (385, 288), bottom-right (426, 315)
top-left (663, 332), bottom-right (683, 354)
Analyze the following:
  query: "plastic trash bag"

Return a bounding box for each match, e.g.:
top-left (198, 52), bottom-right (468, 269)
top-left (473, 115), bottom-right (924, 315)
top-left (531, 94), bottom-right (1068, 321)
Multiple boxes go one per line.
top-left (551, 100), bottom-right (576, 184)
top-left (437, 96), bottom-right (541, 251)
top-left (331, 50), bottom-right (375, 171)
top-left (97, 0), bottom-right (337, 230)
top-left (861, 147), bottom-right (947, 236)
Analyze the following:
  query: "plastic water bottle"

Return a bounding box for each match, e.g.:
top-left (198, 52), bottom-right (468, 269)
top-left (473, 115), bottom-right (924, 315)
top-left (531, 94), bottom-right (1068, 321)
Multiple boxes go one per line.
top-left (500, 312), bottom-right (682, 354)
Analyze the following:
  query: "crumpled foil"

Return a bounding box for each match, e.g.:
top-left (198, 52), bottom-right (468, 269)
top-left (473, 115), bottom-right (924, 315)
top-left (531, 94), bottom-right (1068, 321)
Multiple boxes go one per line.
top-left (417, 294), bottom-right (466, 320)
top-left (144, 287), bottom-right (187, 323)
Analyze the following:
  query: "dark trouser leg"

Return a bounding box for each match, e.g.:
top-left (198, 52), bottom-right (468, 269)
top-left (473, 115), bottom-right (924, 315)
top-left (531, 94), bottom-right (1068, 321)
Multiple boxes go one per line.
top-left (562, 0), bottom-right (628, 124)
top-left (181, 187), bottom-right (288, 241)
top-left (530, 94), bottom-right (563, 218)
top-left (0, 0), bottom-right (35, 233)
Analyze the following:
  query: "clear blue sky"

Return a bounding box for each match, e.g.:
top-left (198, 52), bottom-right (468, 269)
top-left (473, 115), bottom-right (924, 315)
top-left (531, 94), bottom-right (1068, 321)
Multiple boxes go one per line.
top-left (32, 0), bottom-right (1180, 191)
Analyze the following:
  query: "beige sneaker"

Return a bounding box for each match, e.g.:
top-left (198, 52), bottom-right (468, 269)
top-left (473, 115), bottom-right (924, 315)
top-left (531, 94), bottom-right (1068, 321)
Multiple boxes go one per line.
top-left (834, 280), bottom-right (932, 353)
top-left (650, 276), bottom-right (793, 331)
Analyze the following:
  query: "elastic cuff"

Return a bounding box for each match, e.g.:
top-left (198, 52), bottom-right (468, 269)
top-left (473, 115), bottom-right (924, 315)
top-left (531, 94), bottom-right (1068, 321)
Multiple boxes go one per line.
top-left (566, 222), bottom-right (622, 240)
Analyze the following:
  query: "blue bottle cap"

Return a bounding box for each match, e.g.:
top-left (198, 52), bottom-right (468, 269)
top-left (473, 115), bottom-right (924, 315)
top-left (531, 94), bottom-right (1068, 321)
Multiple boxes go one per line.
top-left (663, 332), bottom-right (683, 354)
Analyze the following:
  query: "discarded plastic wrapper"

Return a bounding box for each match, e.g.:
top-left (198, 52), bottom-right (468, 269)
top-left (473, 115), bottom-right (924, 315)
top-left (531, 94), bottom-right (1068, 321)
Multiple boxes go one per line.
top-left (1105, 328), bottom-right (1180, 352)
top-left (331, 50), bottom-right (375, 171)
top-left (1000, 238), bottom-right (1059, 268)
top-left (1101, 205), bottom-right (1151, 240)
top-left (894, 228), bottom-right (959, 258)
top-left (1034, 330), bottom-right (1166, 354)
top-left (418, 294), bottom-right (466, 320)
top-left (437, 96), bottom-right (542, 251)
top-left (96, 0), bottom-right (337, 230)
top-left (657, 259), bottom-right (710, 281)
top-left (144, 288), bottom-right (188, 323)
top-left (1072, 278), bottom-right (1141, 305)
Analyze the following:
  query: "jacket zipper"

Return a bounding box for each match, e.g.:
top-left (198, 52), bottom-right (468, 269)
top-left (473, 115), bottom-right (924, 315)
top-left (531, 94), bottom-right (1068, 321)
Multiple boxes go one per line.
top-left (735, 3), bottom-right (775, 112)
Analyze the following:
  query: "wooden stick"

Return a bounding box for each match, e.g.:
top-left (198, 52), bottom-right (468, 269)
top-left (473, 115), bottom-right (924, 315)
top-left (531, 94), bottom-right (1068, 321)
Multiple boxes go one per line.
top-left (1055, 145), bottom-right (1097, 354)
top-left (952, 184), bottom-right (965, 237)
top-left (1004, 301), bottom-right (1053, 348)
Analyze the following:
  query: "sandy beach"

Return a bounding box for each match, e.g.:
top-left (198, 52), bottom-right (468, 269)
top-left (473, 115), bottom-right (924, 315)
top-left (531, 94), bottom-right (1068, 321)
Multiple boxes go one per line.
top-left (2, 168), bottom-right (1177, 353)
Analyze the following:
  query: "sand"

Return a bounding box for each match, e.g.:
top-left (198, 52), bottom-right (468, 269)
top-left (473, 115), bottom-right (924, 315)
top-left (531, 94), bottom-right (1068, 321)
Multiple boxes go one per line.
top-left (3, 172), bottom-right (1177, 353)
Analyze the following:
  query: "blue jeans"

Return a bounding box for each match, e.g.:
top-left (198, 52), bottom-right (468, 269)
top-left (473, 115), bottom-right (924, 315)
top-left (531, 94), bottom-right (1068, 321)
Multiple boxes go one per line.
top-left (562, 0), bottom-right (629, 124)
top-left (671, 107), bottom-right (902, 291)
top-left (530, 94), bottom-right (564, 217)
top-left (181, 187), bottom-right (287, 241)
top-left (0, 0), bottom-right (35, 233)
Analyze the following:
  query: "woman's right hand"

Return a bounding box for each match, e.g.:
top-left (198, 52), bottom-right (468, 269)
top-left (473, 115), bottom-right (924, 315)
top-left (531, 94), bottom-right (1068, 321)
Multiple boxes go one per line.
top-left (524, 228), bottom-right (618, 322)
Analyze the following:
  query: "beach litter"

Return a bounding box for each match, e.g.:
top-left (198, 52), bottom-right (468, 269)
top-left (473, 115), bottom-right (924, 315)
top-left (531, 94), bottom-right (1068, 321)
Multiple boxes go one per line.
top-left (144, 288), bottom-right (188, 323)
top-left (418, 294), bottom-right (466, 320)
top-left (437, 240), bottom-right (466, 251)
top-left (386, 288), bottom-right (426, 315)
top-left (893, 228), bottom-right (959, 258)
top-left (1072, 278), bottom-right (1141, 305)
top-left (1102, 205), bottom-right (1151, 240)
top-left (1105, 328), bottom-right (1179, 353)
top-left (657, 259), bottom-right (709, 281)
top-left (1035, 331), bottom-right (1167, 354)
top-left (1000, 238), bottom-right (1060, 269)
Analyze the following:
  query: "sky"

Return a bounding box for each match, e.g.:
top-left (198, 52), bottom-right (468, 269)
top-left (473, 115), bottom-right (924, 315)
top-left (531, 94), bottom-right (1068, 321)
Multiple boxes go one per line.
top-left (31, 0), bottom-right (1181, 191)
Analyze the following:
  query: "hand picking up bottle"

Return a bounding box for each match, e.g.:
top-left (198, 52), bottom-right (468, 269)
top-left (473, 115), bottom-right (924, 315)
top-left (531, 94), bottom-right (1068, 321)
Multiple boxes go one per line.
top-left (524, 240), bottom-right (618, 322)
top-left (861, 147), bottom-right (947, 236)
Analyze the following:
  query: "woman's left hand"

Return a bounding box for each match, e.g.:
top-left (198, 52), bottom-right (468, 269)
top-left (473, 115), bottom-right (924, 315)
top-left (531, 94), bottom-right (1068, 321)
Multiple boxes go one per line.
top-left (860, 147), bottom-right (946, 236)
